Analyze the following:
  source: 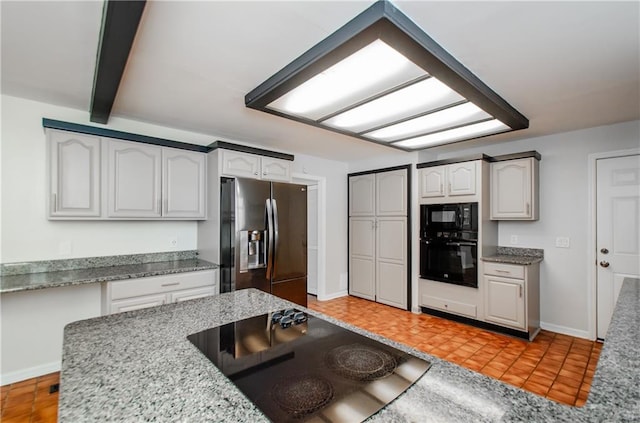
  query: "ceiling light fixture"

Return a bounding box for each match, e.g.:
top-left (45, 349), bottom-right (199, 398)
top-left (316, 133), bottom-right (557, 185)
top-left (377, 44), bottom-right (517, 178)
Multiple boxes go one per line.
top-left (245, 0), bottom-right (528, 151)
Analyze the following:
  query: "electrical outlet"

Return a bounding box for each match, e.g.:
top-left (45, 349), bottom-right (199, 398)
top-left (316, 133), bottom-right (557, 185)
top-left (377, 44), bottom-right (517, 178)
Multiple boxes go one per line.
top-left (510, 235), bottom-right (518, 245)
top-left (169, 236), bottom-right (178, 248)
top-left (555, 237), bottom-right (570, 248)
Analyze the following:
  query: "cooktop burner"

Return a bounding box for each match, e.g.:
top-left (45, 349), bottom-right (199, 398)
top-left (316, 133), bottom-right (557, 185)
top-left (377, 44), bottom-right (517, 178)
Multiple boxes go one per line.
top-left (187, 310), bottom-right (430, 423)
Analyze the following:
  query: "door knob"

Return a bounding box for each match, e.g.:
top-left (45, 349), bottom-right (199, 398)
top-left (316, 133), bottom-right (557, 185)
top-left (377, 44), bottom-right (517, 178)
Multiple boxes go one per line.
top-left (599, 261), bottom-right (610, 268)
top-left (600, 248), bottom-right (609, 254)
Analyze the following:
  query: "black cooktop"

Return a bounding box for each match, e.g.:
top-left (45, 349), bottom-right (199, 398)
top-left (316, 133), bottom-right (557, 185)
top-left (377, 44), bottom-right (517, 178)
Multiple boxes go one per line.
top-left (187, 309), bottom-right (430, 423)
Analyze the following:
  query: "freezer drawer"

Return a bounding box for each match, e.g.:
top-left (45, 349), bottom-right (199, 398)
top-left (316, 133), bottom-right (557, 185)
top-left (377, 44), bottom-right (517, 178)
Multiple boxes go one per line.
top-left (272, 277), bottom-right (307, 307)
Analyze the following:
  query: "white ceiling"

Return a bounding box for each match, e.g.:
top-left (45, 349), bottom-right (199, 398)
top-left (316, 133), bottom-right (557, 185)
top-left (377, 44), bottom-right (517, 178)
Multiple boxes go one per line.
top-left (2, 1), bottom-right (639, 162)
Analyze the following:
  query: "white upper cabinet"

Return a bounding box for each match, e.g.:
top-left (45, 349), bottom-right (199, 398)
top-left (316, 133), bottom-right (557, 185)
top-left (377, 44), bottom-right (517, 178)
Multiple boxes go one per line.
top-left (47, 128), bottom-right (207, 220)
top-left (490, 157), bottom-right (539, 220)
top-left (261, 157), bottom-right (291, 182)
top-left (448, 162), bottom-right (477, 196)
top-left (420, 166), bottom-right (446, 198)
top-left (48, 129), bottom-right (101, 218)
top-left (220, 150), bottom-right (261, 178)
top-left (220, 150), bottom-right (291, 182)
top-left (376, 169), bottom-right (407, 216)
top-left (163, 148), bottom-right (206, 218)
top-left (107, 140), bottom-right (162, 218)
top-left (419, 161), bottom-right (477, 202)
top-left (349, 174), bottom-right (376, 216)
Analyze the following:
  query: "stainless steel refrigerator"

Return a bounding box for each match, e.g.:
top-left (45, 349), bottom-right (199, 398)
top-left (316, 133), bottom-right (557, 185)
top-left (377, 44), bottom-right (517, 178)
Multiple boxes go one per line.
top-left (220, 177), bottom-right (307, 306)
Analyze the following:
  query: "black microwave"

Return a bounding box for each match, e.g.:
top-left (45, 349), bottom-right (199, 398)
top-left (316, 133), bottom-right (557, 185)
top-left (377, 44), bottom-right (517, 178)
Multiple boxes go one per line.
top-left (420, 203), bottom-right (478, 238)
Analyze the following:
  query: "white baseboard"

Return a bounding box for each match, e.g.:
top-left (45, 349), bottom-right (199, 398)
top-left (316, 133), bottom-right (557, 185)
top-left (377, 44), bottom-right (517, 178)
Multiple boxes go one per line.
top-left (317, 290), bottom-right (348, 301)
top-left (540, 322), bottom-right (592, 340)
top-left (1, 361), bottom-right (61, 385)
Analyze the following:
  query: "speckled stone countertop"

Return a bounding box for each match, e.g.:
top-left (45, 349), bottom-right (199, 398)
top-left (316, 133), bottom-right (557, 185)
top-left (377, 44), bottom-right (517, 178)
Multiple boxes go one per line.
top-left (58, 279), bottom-right (639, 422)
top-left (482, 246), bottom-right (544, 265)
top-left (0, 251), bottom-right (217, 294)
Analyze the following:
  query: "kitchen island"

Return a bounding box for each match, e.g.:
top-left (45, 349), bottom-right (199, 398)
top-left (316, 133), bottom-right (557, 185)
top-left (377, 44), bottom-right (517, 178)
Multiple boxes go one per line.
top-left (58, 279), bottom-right (639, 422)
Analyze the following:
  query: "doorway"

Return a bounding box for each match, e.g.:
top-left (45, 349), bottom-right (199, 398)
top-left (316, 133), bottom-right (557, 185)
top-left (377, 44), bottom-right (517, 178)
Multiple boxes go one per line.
top-left (592, 152), bottom-right (640, 339)
top-left (292, 173), bottom-right (325, 299)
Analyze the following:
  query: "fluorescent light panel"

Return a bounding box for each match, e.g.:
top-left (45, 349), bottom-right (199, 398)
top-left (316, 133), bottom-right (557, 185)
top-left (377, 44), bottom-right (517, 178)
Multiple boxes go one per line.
top-left (267, 40), bottom-right (425, 121)
top-left (365, 102), bottom-right (491, 142)
top-left (393, 119), bottom-right (509, 149)
top-left (245, 1), bottom-right (528, 151)
top-left (323, 77), bottom-right (465, 133)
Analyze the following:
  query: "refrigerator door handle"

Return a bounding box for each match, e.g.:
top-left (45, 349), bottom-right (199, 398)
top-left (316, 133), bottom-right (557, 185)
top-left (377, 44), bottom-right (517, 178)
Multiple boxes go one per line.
top-left (266, 199), bottom-right (274, 279)
top-left (272, 199), bottom-right (279, 277)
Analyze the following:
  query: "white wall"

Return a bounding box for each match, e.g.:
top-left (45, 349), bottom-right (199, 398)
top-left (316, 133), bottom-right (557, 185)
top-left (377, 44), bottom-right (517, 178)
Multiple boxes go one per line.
top-left (0, 95), bottom-right (209, 262)
top-left (291, 154), bottom-right (349, 298)
top-left (418, 120), bottom-right (640, 338)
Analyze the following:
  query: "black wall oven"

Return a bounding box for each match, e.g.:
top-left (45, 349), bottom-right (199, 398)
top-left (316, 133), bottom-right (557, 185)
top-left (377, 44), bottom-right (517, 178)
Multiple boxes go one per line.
top-left (420, 203), bottom-right (478, 288)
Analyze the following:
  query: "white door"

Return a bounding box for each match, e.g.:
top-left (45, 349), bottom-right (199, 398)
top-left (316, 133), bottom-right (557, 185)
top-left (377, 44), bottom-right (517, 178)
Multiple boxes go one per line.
top-left (349, 174), bottom-right (375, 216)
top-left (349, 217), bottom-right (376, 300)
top-left (376, 217), bottom-right (407, 309)
top-left (376, 169), bottom-right (407, 216)
top-left (596, 154), bottom-right (640, 338)
top-left (307, 185), bottom-right (319, 295)
top-left (162, 148), bottom-right (206, 218)
top-left (107, 140), bottom-right (162, 218)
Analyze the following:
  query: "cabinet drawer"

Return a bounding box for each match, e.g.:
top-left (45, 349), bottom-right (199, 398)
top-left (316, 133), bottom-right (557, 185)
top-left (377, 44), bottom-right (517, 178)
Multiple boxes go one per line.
top-left (110, 270), bottom-right (216, 300)
top-left (421, 295), bottom-right (477, 318)
top-left (483, 262), bottom-right (524, 279)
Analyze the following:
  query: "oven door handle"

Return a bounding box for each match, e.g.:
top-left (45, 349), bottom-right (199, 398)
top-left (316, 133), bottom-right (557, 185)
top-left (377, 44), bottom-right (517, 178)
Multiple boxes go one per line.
top-left (446, 241), bottom-right (477, 247)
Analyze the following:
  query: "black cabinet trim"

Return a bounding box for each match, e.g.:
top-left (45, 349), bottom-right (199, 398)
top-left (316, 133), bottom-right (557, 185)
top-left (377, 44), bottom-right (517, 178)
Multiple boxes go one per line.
top-left (42, 118), bottom-right (210, 153)
top-left (207, 141), bottom-right (294, 161)
top-left (417, 154), bottom-right (493, 169)
top-left (491, 151), bottom-right (541, 162)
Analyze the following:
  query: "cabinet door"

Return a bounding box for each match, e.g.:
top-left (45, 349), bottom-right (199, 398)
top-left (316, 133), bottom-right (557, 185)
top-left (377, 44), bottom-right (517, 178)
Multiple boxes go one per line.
top-left (221, 150), bottom-right (260, 178)
top-left (491, 158), bottom-right (533, 219)
top-left (109, 293), bottom-right (167, 314)
top-left (261, 157), bottom-right (291, 182)
top-left (170, 286), bottom-right (217, 303)
top-left (162, 148), bottom-right (206, 218)
top-left (376, 169), bottom-right (407, 216)
top-left (349, 217), bottom-right (376, 300)
top-left (48, 130), bottom-right (101, 217)
top-left (376, 217), bottom-right (407, 309)
top-left (448, 162), bottom-right (476, 196)
top-left (349, 174), bottom-right (376, 216)
top-left (107, 140), bottom-right (162, 217)
top-left (420, 166), bottom-right (446, 198)
top-left (484, 275), bottom-right (525, 329)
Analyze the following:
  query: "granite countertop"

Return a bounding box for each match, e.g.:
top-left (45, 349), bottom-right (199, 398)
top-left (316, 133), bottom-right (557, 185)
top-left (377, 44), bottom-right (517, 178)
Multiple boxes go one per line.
top-left (482, 246), bottom-right (544, 265)
top-left (58, 279), bottom-right (640, 422)
top-left (0, 254), bottom-right (218, 294)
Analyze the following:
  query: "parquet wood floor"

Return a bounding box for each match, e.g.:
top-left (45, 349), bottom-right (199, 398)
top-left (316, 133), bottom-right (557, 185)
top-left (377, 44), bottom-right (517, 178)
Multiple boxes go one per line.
top-left (307, 294), bottom-right (602, 407)
top-left (0, 294), bottom-right (602, 422)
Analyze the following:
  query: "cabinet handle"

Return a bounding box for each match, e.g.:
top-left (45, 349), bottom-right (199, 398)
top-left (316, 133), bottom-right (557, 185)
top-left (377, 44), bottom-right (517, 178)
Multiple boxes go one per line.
top-left (448, 182), bottom-right (451, 194)
top-left (440, 183), bottom-right (443, 194)
top-left (254, 171), bottom-right (258, 176)
top-left (526, 203), bottom-right (530, 215)
top-left (161, 282), bottom-right (180, 287)
top-left (495, 269), bottom-right (509, 273)
top-left (52, 193), bottom-right (57, 212)
top-left (519, 285), bottom-right (523, 298)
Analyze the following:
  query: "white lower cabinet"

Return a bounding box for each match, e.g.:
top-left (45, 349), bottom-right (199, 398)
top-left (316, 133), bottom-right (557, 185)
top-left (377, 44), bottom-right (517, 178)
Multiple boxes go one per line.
top-left (349, 217), bottom-right (376, 300)
top-left (484, 275), bottom-right (525, 329)
top-left (483, 262), bottom-right (540, 339)
top-left (102, 269), bottom-right (218, 315)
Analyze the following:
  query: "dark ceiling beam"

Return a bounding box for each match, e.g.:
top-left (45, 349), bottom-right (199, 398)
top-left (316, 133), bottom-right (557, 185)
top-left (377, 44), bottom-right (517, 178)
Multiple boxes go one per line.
top-left (90, 0), bottom-right (147, 124)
